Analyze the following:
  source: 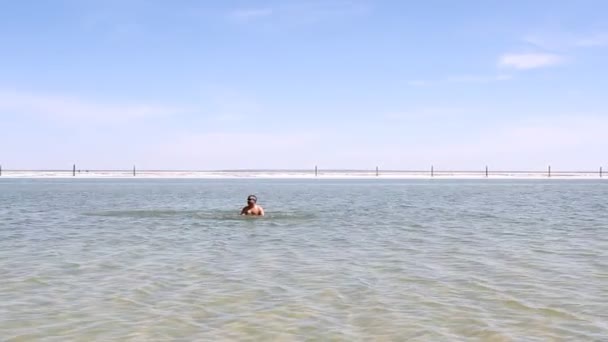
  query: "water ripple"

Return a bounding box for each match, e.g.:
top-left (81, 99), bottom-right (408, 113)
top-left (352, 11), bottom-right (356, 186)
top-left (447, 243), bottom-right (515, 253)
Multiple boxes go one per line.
top-left (0, 179), bottom-right (607, 340)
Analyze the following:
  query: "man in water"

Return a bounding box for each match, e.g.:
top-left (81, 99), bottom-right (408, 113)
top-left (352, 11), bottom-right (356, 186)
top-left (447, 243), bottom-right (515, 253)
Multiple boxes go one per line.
top-left (241, 195), bottom-right (265, 216)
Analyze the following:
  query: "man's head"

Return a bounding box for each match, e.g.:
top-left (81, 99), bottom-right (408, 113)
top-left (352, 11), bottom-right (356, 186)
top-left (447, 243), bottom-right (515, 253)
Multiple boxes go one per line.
top-left (247, 195), bottom-right (258, 205)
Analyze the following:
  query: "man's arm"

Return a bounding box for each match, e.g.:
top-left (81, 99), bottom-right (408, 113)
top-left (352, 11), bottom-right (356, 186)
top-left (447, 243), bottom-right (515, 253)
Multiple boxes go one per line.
top-left (259, 206), bottom-right (265, 216)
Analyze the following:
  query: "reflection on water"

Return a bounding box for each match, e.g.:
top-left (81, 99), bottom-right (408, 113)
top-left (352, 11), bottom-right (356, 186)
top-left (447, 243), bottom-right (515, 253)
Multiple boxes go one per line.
top-left (0, 179), bottom-right (607, 341)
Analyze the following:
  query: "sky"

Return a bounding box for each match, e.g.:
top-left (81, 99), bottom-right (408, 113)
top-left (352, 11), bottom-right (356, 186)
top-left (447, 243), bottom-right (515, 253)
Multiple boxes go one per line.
top-left (1, 0), bottom-right (607, 170)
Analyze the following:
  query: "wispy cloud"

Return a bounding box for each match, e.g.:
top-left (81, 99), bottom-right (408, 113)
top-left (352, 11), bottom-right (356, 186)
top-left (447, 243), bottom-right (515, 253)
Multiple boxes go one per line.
top-left (228, 8), bottom-right (273, 21)
top-left (0, 89), bottom-right (179, 124)
top-left (152, 131), bottom-right (320, 169)
top-left (502, 31), bottom-right (606, 71)
top-left (407, 80), bottom-right (432, 87)
top-left (159, 114), bottom-right (607, 170)
top-left (227, 1), bottom-right (369, 25)
top-left (498, 53), bottom-right (564, 70)
top-left (384, 107), bottom-right (470, 121)
top-left (195, 85), bottom-right (264, 122)
top-left (446, 74), bottom-right (513, 83)
top-left (524, 31), bottom-right (608, 50)
top-left (495, 74), bottom-right (514, 81)
top-left (422, 115), bottom-right (608, 169)
top-left (575, 32), bottom-right (608, 47)
top-left (408, 74), bottom-right (512, 87)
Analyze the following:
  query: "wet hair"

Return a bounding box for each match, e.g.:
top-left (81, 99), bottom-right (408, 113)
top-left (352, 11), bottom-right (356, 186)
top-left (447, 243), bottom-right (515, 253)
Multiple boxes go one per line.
top-left (247, 195), bottom-right (257, 202)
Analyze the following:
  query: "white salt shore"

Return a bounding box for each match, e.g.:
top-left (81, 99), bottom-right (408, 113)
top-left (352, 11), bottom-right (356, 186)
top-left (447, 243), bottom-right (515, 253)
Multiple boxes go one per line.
top-left (0, 170), bottom-right (604, 180)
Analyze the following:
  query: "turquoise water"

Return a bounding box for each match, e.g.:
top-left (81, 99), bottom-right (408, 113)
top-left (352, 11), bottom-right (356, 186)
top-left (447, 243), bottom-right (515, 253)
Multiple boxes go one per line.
top-left (1, 179), bottom-right (607, 341)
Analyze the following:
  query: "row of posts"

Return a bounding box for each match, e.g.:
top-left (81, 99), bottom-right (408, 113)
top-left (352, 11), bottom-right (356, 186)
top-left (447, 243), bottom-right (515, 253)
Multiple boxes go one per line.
top-left (70, 165), bottom-right (137, 176)
top-left (311, 165), bottom-right (604, 178)
top-left (0, 165), bottom-right (604, 178)
top-left (68, 165), bottom-right (137, 176)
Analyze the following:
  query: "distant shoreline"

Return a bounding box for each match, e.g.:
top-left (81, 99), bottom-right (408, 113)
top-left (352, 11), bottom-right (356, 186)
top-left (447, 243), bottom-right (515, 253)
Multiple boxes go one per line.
top-left (0, 170), bottom-right (604, 180)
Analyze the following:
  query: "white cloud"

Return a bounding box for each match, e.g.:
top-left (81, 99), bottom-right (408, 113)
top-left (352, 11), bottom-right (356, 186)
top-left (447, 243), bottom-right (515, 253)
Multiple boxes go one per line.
top-left (0, 89), bottom-right (179, 123)
top-left (498, 53), bottom-right (564, 70)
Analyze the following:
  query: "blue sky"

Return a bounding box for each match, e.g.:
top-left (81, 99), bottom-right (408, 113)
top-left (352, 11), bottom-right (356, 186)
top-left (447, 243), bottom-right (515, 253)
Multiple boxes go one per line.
top-left (1, 0), bottom-right (607, 170)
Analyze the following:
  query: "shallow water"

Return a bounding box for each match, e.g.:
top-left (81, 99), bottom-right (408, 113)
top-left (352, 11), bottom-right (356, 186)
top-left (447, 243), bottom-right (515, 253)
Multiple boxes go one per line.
top-left (1, 179), bottom-right (607, 341)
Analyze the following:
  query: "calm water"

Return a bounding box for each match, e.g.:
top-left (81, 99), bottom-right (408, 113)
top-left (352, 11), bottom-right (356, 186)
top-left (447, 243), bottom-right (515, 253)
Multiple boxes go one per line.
top-left (1, 179), bottom-right (607, 341)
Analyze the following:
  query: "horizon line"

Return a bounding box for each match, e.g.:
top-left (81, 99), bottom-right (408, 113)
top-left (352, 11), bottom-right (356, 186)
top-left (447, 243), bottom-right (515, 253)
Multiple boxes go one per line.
top-left (0, 167), bottom-right (604, 173)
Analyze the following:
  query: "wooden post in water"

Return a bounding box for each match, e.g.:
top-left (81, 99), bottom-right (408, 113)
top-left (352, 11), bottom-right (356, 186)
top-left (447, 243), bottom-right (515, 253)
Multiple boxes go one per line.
top-left (548, 165), bottom-right (551, 178)
top-left (315, 165), bottom-right (318, 177)
top-left (431, 165), bottom-right (434, 177)
top-left (133, 165), bottom-right (136, 176)
top-left (485, 165), bottom-right (488, 178)
top-left (73, 164), bottom-right (76, 177)
top-left (0, 165), bottom-right (2, 176)
top-left (376, 166), bottom-right (379, 177)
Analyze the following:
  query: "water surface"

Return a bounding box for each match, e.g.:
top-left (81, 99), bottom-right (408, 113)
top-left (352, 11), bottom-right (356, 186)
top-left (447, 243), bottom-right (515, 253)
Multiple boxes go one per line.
top-left (1, 179), bottom-right (607, 341)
